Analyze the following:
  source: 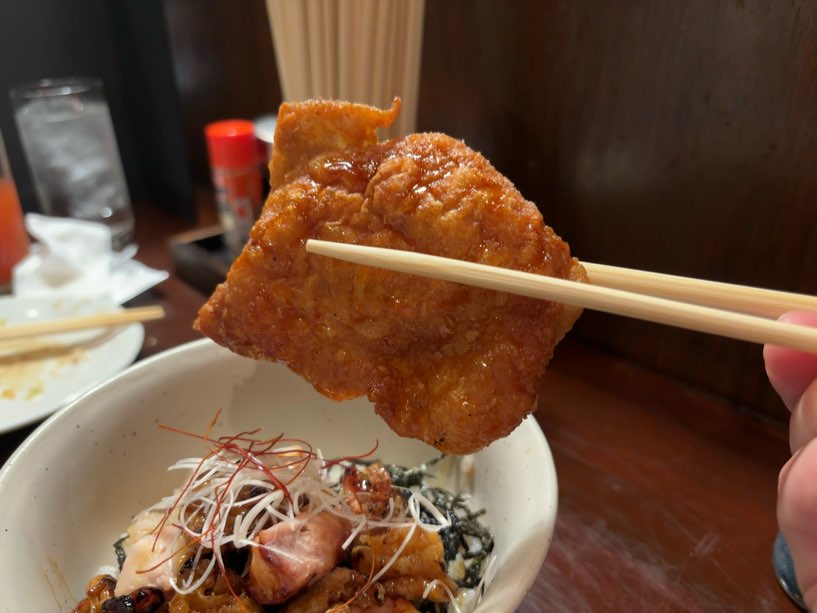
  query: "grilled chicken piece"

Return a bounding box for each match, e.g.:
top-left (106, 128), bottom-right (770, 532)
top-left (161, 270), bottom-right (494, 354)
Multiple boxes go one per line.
top-left (72, 575), bottom-right (164, 613)
top-left (246, 511), bottom-right (352, 604)
top-left (115, 510), bottom-right (187, 596)
top-left (280, 567), bottom-right (367, 613)
top-left (281, 567), bottom-right (421, 613)
top-left (352, 526), bottom-right (456, 601)
top-left (71, 575), bottom-right (117, 613)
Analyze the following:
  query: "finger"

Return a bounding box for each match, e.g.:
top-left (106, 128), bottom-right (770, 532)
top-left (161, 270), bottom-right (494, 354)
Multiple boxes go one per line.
top-left (763, 311), bottom-right (817, 411)
top-left (791, 378), bottom-right (817, 453)
top-left (778, 437), bottom-right (817, 610)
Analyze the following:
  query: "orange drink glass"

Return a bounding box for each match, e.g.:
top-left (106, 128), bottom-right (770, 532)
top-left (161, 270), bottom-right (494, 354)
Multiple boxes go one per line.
top-left (0, 131), bottom-right (29, 291)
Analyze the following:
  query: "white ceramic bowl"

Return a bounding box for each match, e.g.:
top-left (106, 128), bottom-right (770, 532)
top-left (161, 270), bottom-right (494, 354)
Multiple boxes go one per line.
top-left (0, 339), bottom-right (557, 612)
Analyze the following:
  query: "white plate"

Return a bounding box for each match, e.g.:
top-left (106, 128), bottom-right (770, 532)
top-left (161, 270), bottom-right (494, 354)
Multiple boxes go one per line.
top-left (0, 338), bottom-right (557, 612)
top-left (0, 294), bottom-right (143, 433)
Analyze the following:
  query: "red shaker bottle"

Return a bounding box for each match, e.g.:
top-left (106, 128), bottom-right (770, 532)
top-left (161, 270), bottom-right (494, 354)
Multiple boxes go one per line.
top-left (204, 120), bottom-right (263, 255)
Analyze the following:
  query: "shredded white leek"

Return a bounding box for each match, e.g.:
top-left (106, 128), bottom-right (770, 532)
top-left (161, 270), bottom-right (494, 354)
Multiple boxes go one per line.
top-left (133, 442), bottom-right (492, 608)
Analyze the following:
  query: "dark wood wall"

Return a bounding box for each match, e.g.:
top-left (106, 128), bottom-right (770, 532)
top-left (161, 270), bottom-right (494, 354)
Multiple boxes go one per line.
top-left (163, 0), bottom-right (281, 184)
top-left (164, 0), bottom-right (817, 423)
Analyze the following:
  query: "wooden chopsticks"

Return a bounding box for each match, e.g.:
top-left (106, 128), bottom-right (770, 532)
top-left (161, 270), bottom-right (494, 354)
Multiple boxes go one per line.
top-left (305, 239), bottom-right (817, 353)
top-left (0, 305), bottom-right (165, 342)
top-left (582, 262), bottom-right (817, 319)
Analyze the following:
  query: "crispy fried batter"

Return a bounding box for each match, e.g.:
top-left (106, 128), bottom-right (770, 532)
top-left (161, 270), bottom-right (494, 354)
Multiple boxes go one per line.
top-left (195, 99), bottom-right (586, 454)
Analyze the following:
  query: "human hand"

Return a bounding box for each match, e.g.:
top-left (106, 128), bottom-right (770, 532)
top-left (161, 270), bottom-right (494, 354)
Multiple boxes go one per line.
top-left (765, 311), bottom-right (817, 609)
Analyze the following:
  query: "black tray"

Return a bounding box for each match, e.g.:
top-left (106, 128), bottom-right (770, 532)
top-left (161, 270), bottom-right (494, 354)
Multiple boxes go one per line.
top-left (169, 226), bottom-right (235, 295)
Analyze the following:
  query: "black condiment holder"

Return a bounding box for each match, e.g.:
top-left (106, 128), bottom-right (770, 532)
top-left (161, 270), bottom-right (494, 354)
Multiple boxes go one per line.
top-left (169, 226), bottom-right (234, 295)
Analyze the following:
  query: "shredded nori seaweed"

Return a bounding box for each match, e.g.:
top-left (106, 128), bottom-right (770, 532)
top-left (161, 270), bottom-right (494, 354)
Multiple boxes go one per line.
top-left (416, 485), bottom-right (494, 588)
top-left (382, 455), bottom-right (444, 488)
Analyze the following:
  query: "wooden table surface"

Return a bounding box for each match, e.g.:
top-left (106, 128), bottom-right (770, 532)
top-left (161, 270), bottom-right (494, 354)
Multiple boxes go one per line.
top-left (0, 202), bottom-right (798, 612)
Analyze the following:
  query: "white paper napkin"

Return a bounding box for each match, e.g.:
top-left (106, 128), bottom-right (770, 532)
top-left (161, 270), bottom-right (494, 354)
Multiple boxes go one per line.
top-left (12, 214), bottom-right (169, 305)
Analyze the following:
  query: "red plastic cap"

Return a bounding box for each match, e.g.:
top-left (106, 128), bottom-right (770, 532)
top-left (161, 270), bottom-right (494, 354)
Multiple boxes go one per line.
top-left (205, 119), bottom-right (260, 169)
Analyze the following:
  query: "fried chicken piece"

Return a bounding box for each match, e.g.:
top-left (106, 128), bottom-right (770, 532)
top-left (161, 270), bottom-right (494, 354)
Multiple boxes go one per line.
top-left (195, 99), bottom-right (586, 454)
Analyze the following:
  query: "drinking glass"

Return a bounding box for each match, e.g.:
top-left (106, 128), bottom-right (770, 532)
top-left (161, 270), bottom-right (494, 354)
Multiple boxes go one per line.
top-left (0, 129), bottom-right (29, 292)
top-left (10, 78), bottom-right (134, 250)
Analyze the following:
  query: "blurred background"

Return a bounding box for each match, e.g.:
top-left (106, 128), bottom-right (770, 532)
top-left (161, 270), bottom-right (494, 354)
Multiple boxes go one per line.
top-left (1, 0), bottom-right (815, 423)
